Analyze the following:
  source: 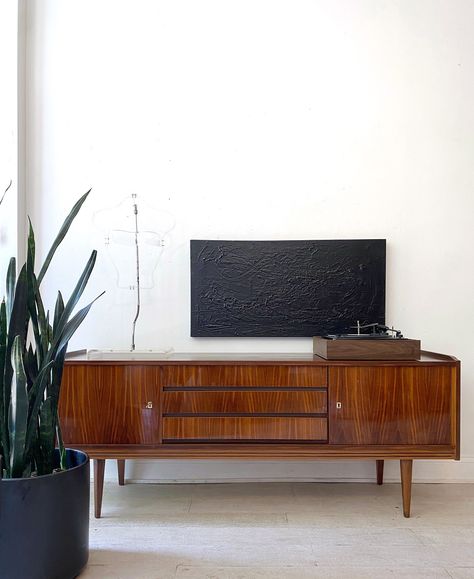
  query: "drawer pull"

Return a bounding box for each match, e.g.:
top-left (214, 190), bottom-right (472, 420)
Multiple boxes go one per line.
top-left (146, 401), bottom-right (153, 409)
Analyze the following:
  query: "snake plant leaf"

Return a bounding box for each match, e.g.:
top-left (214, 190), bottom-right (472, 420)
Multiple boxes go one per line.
top-left (37, 189), bottom-right (91, 285)
top-left (53, 290), bottom-right (105, 355)
top-left (8, 336), bottom-right (29, 478)
top-left (54, 250), bottom-right (97, 338)
top-left (24, 343), bottom-right (38, 389)
top-left (3, 264), bottom-right (29, 432)
top-left (51, 343), bottom-right (68, 470)
top-left (26, 276), bottom-right (41, 365)
top-left (25, 219), bottom-right (43, 361)
top-left (27, 218), bottom-right (35, 273)
top-left (38, 397), bottom-right (54, 475)
top-left (46, 311), bottom-right (53, 378)
top-left (24, 359), bottom-right (55, 461)
top-left (27, 287), bottom-right (39, 343)
top-left (0, 298), bottom-right (6, 345)
top-left (6, 257), bottom-right (16, 325)
top-left (0, 300), bottom-right (6, 384)
top-left (27, 288), bottom-right (42, 365)
top-left (53, 291), bottom-right (64, 336)
top-left (56, 420), bottom-right (66, 471)
top-left (0, 300), bottom-right (7, 464)
top-left (0, 299), bottom-right (6, 377)
top-left (47, 316), bottom-right (53, 346)
top-left (6, 264), bottom-right (29, 350)
top-left (33, 274), bottom-right (49, 358)
top-left (50, 342), bottom-right (68, 402)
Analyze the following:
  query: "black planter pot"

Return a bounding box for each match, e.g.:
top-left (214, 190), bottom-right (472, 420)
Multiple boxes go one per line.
top-left (0, 449), bottom-right (90, 579)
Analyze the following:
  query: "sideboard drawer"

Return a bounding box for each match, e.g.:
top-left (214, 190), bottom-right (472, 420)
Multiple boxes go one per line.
top-left (162, 366), bottom-right (327, 388)
top-left (163, 390), bottom-right (327, 414)
top-left (163, 416), bottom-right (328, 442)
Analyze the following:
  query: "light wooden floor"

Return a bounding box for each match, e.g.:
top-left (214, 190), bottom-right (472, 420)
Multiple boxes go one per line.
top-left (82, 481), bottom-right (474, 578)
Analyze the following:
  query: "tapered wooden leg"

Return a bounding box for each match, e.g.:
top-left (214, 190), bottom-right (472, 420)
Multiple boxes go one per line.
top-left (94, 459), bottom-right (106, 519)
top-left (117, 459), bottom-right (125, 486)
top-left (376, 460), bottom-right (384, 485)
top-left (400, 459), bottom-right (413, 518)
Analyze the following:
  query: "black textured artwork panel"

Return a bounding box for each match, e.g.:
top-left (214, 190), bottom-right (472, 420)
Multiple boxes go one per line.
top-left (191, 239), bottom-right (386, 337)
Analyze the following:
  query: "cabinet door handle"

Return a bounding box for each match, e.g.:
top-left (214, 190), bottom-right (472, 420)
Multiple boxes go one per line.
top-left (146, 401), bottom-right (153, 409)
top-left (336, 402), bottom-right (342, 409)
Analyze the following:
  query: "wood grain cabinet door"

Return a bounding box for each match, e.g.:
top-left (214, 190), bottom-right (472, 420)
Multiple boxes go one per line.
top-left (59, 365), bottom-right (160, 444)
top-left (329, 366), bottom-right (456, 445)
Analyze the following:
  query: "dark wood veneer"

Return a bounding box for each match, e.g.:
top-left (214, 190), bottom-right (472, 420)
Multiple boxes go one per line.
top-left (400, 460), bottom-right (413, 517)
top-left (314, 337), bottom-right (421, 360)
top-left (163, 416), bottom-right (328, 442)
top-left (329, 366), bottom-right (453, 445)
top-left (376, 460), bottom-right (384, 485)
top-left (60, 365), bottom-right (160, 445)
top-left (70, 443), bottom-right (457, 460)
top-left (117, 459), bottom-right (125, 486)
top-left (161, 365), bottom-right (327, 388)
top-left (163, 390), bottom-right (327, 415)
top-left (94, 460), bottom-right (105, 519)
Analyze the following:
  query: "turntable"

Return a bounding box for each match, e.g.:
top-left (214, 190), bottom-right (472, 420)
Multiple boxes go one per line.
top-left (314, 322), bottom-right (421, 360)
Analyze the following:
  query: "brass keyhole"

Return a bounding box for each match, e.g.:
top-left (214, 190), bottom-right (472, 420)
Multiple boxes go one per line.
top-left (336, 402), bottom-right (342, 409)
top-left (146, 401), bottom-right (153, 409)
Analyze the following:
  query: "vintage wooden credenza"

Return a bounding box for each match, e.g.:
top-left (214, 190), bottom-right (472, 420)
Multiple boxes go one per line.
top-left (60, 351), bottom-right (460, 518)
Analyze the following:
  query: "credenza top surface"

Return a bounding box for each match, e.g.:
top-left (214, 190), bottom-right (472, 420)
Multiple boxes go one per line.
top-left (64, 350), bottom-right (459, 366)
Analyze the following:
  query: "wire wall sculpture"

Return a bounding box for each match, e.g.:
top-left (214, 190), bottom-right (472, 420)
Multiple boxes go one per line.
top-left (94, 194), bottom-right (174, 351)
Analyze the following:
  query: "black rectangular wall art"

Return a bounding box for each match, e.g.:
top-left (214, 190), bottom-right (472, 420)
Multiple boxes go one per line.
top-left (190, 239), bottom-right (386, 338)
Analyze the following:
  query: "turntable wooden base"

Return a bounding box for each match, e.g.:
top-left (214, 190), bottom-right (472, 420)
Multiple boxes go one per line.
top-left (313, 336), bottom-right (421, 360)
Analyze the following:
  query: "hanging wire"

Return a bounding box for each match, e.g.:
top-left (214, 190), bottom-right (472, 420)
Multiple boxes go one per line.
top-left (131, 196), bottom-right (141, 351)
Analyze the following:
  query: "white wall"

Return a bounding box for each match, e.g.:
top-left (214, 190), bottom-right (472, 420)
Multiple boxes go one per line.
top-left (25, 0), bottom-right (474, 482)
top-left (0, 1), bottom-right (20, 284)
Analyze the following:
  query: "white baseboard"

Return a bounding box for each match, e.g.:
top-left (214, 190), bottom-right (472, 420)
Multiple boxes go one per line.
top-left (100, 457), bottom-right (474, 484)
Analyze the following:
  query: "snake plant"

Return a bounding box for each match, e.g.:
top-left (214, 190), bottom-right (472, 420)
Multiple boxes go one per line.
top-left (0, 190), bottom-right (102, 478)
